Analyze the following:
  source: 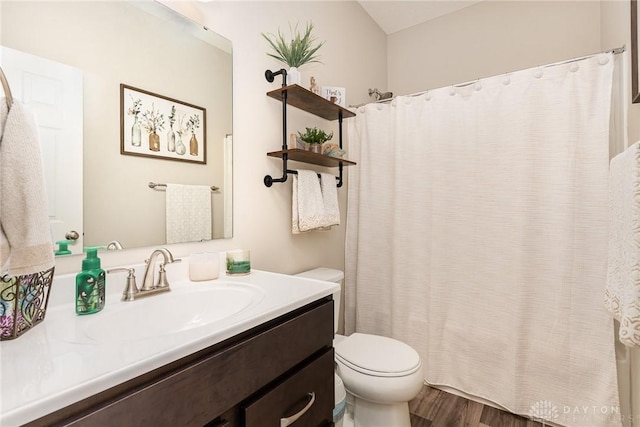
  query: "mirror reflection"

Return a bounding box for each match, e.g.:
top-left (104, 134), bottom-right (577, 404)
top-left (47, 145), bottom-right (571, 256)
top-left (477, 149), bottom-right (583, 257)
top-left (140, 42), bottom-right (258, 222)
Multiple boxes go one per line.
top-left (1, 1), bottom-right (233, 255)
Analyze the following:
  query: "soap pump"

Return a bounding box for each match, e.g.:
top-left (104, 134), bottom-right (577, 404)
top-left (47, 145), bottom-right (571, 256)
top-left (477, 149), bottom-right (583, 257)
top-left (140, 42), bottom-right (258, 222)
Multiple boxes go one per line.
top-left (54, 240), bottom-right (73, 256)
top-left (76, 246), bottom-right (106, 315)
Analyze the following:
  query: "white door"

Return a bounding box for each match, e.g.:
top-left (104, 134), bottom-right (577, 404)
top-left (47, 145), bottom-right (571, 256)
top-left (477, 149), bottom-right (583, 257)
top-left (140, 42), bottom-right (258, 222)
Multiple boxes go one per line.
top-left (1, 46), bottom-right (84, 254)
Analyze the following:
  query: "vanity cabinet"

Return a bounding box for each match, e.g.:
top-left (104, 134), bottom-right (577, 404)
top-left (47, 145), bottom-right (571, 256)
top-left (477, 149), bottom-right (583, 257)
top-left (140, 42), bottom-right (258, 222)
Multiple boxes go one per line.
top-left (25, 298), bottom-right (334, 427)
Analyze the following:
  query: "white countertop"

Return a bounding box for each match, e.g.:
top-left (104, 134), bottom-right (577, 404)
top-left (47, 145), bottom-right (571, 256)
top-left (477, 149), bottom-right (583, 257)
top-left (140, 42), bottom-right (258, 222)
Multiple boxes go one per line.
top-left (0, 263), bottom-right (338, 426)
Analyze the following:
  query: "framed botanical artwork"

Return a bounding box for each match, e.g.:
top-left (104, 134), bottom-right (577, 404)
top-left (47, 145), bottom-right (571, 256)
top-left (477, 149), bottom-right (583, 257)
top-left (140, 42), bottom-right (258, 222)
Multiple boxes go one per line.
top-left (632, 0), bottom-right (640, 103)
top-left (120, 84), bottom-right (207, 163)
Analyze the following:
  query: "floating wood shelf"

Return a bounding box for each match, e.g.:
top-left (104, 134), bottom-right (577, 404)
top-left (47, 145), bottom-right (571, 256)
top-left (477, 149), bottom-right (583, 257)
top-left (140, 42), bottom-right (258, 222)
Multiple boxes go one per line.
top-left (267, 85), bottom-right (355, 121)
top-left (263, 69), bottom-right (357, 188)
top-left (267, 149), bottom-right (357, 168)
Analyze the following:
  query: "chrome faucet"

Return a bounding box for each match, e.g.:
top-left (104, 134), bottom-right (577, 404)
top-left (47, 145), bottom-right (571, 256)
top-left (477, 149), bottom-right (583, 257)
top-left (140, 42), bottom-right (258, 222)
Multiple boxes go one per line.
top-left (141, 248), bottom-right (179, 292)
top-left (107, 248), bottom-right (181, 302)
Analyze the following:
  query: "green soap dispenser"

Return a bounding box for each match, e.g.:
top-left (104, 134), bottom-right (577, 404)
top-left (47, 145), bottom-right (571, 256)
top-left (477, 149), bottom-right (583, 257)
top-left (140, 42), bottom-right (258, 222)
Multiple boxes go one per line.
top-left (55, 240), bottom-right (73, 256)
top-left (76, 246), bottom-right (106, 315)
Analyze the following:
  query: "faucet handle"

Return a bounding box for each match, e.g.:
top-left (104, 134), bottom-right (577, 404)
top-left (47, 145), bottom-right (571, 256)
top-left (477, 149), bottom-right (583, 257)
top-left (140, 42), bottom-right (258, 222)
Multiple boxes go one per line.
top-left (154, 258), bottom-right (181, 288)
top-left (107, 267), bottom-right (139, 301)
top-left (156, 263), bottom-right (170, 289)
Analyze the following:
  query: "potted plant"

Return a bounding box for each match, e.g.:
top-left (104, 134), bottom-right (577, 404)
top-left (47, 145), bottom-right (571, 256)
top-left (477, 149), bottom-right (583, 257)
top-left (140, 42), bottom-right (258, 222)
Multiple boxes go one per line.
top-left (298, 126), bottom-right (333, 154)
top-left (262, 22), bottom-right (324, 85)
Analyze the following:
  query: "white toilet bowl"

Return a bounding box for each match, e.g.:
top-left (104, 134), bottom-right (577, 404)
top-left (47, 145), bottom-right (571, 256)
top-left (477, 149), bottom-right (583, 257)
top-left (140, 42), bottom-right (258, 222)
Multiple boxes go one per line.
top-left (296, 268), bottom-right (424, 427)
top-left (334, 333), bottom-right (423, 427)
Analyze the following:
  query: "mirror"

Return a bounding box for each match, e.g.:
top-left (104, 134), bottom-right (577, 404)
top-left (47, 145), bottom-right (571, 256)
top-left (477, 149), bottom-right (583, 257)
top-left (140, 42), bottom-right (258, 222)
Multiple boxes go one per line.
top-left (0, 1), bottom-right (233, 254)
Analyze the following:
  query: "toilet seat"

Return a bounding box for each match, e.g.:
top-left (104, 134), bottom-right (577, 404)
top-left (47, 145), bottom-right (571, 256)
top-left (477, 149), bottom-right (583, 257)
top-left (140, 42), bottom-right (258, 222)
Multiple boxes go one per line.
top-left (335, 333), bottom-right (421, 377)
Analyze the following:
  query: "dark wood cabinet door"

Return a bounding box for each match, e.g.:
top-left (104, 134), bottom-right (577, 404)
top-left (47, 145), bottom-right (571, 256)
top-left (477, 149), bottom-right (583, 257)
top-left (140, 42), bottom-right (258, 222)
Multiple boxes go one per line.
top-left (243, 349), bottom-right (334, 427)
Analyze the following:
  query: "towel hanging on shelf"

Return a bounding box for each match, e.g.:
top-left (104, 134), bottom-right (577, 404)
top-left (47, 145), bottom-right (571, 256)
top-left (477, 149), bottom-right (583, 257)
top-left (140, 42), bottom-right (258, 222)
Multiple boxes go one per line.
top-left (320, 172), bottom-right (340, 227)
top-left (292, 170), bottom-right (340, 233)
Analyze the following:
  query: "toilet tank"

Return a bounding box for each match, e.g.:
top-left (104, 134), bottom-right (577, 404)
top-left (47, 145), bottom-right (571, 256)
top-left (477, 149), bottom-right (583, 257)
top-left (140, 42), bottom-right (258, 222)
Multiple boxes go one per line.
top-left (295, 268), bottom-right (344, 334)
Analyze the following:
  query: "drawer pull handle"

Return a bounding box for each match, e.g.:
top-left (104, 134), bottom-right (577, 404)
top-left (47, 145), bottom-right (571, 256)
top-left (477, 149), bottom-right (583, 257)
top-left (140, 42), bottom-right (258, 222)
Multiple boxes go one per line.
top-left (280, 392), bottom-right (316, 427)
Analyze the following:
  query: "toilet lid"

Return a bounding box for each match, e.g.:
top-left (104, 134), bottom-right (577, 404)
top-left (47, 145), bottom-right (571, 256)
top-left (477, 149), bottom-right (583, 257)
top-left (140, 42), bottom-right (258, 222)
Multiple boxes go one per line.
top-left (335, 333), bottom-right (421, 377)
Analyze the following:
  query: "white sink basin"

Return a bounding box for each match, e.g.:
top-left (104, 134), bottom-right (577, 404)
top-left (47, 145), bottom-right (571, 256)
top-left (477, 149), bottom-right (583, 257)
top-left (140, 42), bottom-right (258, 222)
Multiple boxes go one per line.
top-left (83, 282), bottom-right (265, 342)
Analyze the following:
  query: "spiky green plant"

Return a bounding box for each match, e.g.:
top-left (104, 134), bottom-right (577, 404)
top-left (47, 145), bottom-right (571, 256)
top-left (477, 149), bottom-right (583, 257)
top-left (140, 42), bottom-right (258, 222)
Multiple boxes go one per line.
top-left (261, 22), bottom-right (324, 68)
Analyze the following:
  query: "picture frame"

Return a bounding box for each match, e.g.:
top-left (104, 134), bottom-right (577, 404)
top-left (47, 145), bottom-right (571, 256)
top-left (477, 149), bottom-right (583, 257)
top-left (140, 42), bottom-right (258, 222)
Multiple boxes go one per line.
top-left (120, 84), bottom-right (207, 163)
top-left (321, 86), bottom-right (346, 108)
top-left (632, 0), bottom-right (640, 103)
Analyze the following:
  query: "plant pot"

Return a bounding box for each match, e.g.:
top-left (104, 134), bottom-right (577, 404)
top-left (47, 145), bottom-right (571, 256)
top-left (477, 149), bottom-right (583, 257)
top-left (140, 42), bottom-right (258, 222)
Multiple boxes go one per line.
top-left (167, 128), bottom-right (176, 152)
top-left (308, 143), bottom-right (323, 154)
top-left (287, 67), bottom-right (302, 85)
top-left (149, 131), bottom-right (160, 152)
top-left (131, 116), bottom-right (141, 147)
top-left (175, 136), bottom-right (186, 155)
top-left (189, 133), bottom-right (199, 156)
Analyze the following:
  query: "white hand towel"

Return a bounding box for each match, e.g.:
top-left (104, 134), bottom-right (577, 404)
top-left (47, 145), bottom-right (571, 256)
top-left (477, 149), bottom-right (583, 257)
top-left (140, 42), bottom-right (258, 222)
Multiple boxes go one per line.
top-left (605, 141), bottom-right (640, 347)
top-left (0, 99), bottom-right (54, 276)
top-left (320, 172), bottom-right (340, 228)
top-left (292, 170), bottom-right (325, 234)
top-left (165, 184), bottom-right (212, 244)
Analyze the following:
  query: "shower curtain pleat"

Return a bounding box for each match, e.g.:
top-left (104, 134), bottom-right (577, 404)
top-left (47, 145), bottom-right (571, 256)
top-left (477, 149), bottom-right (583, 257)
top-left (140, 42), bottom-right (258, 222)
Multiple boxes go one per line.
top-left (346, 54), bottom-right (620, 427)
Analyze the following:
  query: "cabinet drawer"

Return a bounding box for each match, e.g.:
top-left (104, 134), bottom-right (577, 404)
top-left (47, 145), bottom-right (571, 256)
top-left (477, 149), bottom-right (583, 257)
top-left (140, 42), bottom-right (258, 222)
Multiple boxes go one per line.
top-left (243, 349), bottom-right (334, 427)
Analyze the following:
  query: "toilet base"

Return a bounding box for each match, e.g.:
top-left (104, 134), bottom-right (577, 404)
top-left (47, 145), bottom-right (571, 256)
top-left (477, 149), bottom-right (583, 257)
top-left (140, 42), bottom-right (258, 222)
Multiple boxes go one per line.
top-left (352, 395), bottom-right (411, 427)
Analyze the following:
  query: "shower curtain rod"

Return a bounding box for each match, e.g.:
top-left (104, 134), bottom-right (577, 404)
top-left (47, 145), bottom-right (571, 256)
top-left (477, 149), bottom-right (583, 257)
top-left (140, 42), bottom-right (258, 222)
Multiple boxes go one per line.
top-left (371, 45), bottom-right (626, 104)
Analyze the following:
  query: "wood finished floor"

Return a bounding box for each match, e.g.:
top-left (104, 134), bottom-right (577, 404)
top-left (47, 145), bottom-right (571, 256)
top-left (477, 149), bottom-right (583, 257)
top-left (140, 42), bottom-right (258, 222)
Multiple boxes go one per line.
top-left (409, 386), bottom-right (543, 427)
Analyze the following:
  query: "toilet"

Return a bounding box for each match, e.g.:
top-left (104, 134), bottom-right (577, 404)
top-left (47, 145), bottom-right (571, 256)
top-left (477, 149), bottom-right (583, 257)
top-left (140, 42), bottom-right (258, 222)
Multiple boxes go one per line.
top-left (296, 268), bottom-right (424, 427)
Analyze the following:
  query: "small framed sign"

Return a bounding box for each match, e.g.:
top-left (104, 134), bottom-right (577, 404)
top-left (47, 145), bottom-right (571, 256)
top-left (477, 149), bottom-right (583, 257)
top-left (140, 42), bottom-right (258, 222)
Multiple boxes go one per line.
top-left (321, 86), bottom-right (346, 108)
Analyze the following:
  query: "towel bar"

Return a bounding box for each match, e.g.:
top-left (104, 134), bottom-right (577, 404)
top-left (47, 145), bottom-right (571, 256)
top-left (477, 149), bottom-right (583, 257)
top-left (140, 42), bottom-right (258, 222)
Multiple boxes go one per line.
top-left (264, 170), bottom-right (341, 188)
top-left (148, 182), bottom-right (219, 192)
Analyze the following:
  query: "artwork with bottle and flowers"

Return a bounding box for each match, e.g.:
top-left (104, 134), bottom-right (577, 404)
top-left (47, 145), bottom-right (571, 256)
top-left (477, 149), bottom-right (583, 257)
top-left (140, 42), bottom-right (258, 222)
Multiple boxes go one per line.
top-left (120, 84), bottom-right (207, 164)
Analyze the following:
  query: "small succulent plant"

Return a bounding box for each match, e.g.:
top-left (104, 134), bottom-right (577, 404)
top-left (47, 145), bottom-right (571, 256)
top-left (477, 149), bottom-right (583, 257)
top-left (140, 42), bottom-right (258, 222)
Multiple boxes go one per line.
top-left (298, 126), bottom-right (333, 144)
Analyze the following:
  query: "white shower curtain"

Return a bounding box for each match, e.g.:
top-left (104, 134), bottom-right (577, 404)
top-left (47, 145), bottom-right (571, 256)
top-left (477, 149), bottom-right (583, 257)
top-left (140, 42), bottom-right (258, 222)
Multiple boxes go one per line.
top-left (345, 53), bottom-right (621, 427)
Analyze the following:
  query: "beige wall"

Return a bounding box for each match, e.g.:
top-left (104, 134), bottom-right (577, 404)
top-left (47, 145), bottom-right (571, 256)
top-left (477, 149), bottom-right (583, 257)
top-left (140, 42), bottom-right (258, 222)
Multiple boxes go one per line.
top-left (388, 1), bottom-right (601, 97)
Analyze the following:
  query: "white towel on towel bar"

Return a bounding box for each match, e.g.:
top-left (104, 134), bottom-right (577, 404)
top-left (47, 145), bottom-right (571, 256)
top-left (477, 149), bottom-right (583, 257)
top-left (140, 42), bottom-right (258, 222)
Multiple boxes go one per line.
top-left (292, 170), bottom-right (340, 233)
top-left (320, 172), bottom-right (340, 228)
top-left (165, 184), bottom-right (211, 244)
top-left (292, 170), bottom-right (324, 233)
top-left (605, 141), bottom-right (640, 347)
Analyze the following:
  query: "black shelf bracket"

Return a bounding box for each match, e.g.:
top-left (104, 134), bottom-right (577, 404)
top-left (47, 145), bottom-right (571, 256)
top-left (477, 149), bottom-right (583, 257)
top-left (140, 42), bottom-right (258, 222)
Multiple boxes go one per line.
top-left (264, 69), bottom-right (289, 187)
top-left (264, 68), bottom-right (287, 88)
